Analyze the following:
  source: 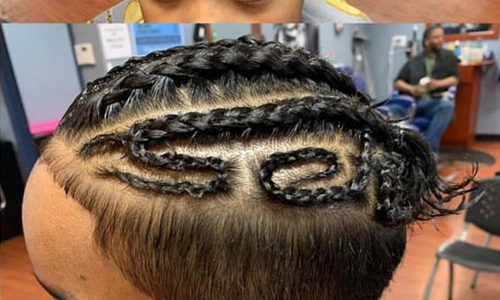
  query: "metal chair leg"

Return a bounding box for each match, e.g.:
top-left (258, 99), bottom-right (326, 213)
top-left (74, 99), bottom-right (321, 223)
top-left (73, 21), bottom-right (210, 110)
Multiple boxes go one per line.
top-left (471, 271), bottom-right (480, 289)
top-left (448, 262), bottom-right (454, 300)
top-left (422, 258), bottom-right (441, 300)
top-left (471, 234), bottom-right (491, 289)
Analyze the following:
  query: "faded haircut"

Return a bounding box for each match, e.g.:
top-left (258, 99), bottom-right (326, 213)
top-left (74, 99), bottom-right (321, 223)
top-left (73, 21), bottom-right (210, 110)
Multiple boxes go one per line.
top-left (40, 36), bottom-right (476, 300)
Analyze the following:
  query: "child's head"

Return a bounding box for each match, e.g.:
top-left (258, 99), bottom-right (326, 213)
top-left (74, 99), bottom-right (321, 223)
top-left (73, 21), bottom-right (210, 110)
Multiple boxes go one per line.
top-left (139, 0), bottom-right (304, 22)
top-left (23, 36), bottom-right (475, 300)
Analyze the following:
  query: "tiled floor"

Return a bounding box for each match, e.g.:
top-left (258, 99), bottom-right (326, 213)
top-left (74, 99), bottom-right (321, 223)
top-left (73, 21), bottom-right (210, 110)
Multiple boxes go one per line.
top-left (382, 142), bottom-right (500, 300)
top-left (1, 142), bottom-right (499, 300)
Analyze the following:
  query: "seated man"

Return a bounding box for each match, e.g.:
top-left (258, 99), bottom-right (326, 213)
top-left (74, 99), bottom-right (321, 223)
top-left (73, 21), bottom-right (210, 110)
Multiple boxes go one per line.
top-left (394, 25), bottom-right (460, 152)
top-left (23, 36), bottom-right (475, 300)
top-left (91, 0), bottom-right (370, 23)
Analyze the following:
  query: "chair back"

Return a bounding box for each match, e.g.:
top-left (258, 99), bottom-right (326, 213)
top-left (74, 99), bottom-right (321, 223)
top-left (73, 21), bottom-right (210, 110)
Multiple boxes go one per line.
top-left (385, 94), bottom-right (417, 120)
top-left (440, 85), bottom-right (457, 102)
top-left (465, 177), bottom-right (500, 237)
top-left (376, 106), bottom-right (392, 118)
top-left (336, 66), bottom-right (367, 94)
top-left (386, 95), bottom-right (417, 110)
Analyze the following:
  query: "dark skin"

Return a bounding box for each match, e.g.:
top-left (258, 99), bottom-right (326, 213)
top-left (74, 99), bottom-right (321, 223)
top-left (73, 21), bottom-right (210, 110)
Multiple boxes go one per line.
top-left (394, 27), bottom-right (458, 98)
top-left (139, 0), bottom-right (304, 22)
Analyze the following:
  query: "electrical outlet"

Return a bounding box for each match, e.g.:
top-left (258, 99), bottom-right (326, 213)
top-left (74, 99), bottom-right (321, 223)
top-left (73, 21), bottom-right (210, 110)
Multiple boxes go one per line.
top-left (392, 35), bottom-right (407, 47)
top-left (74, 43), bottom-right (96, 66)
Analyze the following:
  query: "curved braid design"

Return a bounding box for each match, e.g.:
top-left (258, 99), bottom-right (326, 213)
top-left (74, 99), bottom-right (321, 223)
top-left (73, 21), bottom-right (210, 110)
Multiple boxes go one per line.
top-left (78, 92), bottom-right (479, 225)
top-left (99, 137), bottom-right (231, 198)
top-left (259, 138), bottom-right (372, 206)
top-left (99, 167), bottom-right (229, 198)
top-left (260, 148), bottom-right (344, 205)
top-left (81, 95), bottom-right (380, 204)
top-left (107, 141), bottom-right (232, 198)
top-left (80, 95), bottom-right (387, 158)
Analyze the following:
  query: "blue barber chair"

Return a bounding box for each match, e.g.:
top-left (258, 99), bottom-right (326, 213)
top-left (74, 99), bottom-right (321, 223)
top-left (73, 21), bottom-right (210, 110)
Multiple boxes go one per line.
top-left (335, 66), bottom-right (368, 94)
top-left (381, 86), bottom-right (457, 133)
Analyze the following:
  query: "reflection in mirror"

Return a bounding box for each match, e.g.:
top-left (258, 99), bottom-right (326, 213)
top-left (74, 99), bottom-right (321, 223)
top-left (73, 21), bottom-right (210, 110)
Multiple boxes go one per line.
top-left (428, 23), bottom-right (500, 42)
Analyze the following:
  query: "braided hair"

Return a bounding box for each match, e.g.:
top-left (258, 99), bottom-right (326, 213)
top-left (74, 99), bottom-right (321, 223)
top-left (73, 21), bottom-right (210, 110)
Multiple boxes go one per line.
top-left (41, 35), bottom-right (477, 300)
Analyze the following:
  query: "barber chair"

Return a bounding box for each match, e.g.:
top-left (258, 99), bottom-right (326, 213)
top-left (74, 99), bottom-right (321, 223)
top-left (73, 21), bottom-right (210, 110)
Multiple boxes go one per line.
top-left (379, 86), bottom-right (457, 133)
top-left (422, 176), bottom-right (500, 300)
top-left (335, 66), bottom-right (368, 94)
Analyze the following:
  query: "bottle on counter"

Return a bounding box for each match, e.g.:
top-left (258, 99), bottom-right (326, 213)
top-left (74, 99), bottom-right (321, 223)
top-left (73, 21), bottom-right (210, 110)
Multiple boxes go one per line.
top-left (453, 40), bottom-right (461, 58)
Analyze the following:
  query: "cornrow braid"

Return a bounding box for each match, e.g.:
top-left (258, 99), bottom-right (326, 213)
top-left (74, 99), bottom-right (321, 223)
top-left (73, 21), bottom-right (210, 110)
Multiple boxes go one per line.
top-left (104, 35), bottom-right (360, 98)
top-left (99, 167), bottom-right (229, 198)
top-left (58, 36), bottom-right (367, 134)
top-left (80, 96), bottom-right (387, 157)
top-left (78, 91), bottom-right (477, 225)
top-left (259, 143), bottom-right (368, 206)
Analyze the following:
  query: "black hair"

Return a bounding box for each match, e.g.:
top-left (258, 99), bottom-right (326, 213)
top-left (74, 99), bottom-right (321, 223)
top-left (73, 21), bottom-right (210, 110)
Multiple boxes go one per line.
top-left (41, 35), bottom-right (478, 300)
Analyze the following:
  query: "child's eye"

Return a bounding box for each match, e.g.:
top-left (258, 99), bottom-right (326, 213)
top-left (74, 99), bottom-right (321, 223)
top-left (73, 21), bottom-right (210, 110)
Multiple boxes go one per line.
top-left (155, 0), bottom-right (182, 3)
top-left (235, 0), bottom-right (271, 6)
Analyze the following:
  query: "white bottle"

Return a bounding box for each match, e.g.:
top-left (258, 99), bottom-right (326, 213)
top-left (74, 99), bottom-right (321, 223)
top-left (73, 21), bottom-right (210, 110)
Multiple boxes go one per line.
top-left (461, 41), bottom-right (471, 63)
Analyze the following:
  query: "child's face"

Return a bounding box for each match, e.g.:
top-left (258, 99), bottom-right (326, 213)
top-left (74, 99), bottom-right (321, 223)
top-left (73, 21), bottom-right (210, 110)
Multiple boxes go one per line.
top-left (139, 0), bottom-right (304, 22)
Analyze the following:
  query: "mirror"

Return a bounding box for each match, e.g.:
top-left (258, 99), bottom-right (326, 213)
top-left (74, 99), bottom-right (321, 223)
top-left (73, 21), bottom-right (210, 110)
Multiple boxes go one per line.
top-left (428, 23), bottom-right (500, 42)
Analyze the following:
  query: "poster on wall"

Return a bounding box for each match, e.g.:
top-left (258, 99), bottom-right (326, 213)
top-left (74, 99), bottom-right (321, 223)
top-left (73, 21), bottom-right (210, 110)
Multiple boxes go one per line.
top-left (130, 24), bottom-right (184, 56)
top-left (98, 24), bottom-right (133, 60)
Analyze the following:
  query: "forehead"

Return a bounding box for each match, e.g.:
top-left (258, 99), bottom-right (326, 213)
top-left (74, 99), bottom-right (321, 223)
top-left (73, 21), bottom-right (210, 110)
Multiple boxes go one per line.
top-left (429, 28), bottom-right (444, 37)
top-left (22, 162), bottom-right (151, 299)
top-left (22, 162), bottom-right (98, 296)
top-left (23, 162), bottom-right (95, 277)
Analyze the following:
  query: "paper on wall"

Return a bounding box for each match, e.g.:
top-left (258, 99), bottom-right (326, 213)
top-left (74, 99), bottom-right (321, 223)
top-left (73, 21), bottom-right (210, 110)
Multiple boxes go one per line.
top-left (98, 24), bottom-right (133, 60)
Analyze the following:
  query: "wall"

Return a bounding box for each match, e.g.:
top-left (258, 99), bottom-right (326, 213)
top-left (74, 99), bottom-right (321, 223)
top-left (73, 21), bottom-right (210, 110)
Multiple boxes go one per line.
top-left (1, 27), bottom-right (39, 181)
top-left (71, 24), bottom-right (109, 86)
top-left (476, 39), bottom-right (500, 135)
top-left (318, 24), bottom-right (357, 66)
top-left (71, 24), bottom-right (132, 84)
top-left (3, 24), bottom-right (82, 126)
top-left (364, 24), bottom-right (425, 101)
top-left (211, 24), bottom-right (258, 41)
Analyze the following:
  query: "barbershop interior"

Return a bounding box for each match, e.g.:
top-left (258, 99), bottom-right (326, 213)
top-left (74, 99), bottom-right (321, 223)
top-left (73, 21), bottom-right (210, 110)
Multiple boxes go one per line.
top-left (1, 23), bottom-right (500, 300)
